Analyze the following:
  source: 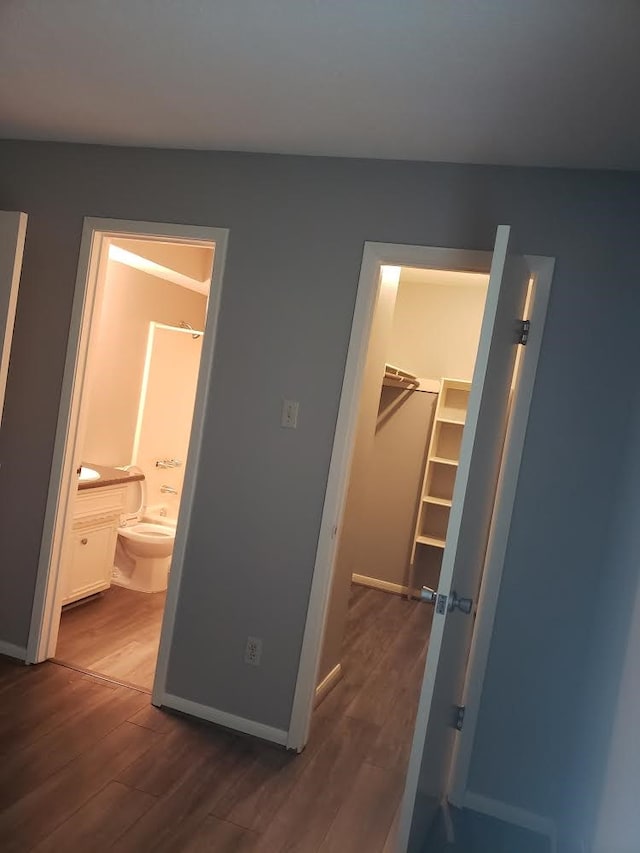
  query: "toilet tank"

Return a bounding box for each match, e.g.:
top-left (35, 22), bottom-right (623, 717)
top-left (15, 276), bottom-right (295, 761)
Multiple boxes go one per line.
top-left (118, 466), bottom-right (146, 525)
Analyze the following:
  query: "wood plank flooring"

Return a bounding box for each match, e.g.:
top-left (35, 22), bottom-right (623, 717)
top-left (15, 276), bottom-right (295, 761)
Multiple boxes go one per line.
top-left (0, 585), bottom-right (432, 852)
top-left (55, 584), bottom-right (166, 691)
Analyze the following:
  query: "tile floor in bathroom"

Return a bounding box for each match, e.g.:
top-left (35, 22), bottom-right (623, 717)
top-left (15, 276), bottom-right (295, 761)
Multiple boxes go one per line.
top-left (55, 585), bottom-right (166, 691)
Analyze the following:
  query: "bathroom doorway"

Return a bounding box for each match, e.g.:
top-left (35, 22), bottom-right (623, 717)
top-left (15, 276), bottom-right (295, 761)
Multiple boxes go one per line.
top-left (27, 219), bottom-right (228, 697)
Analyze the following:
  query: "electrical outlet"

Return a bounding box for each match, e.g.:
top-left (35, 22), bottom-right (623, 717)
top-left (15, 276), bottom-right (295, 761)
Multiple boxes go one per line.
top-left (281, 399), bottom-right (299, 429)
top-left (244, 636), bottom-right (263, 667)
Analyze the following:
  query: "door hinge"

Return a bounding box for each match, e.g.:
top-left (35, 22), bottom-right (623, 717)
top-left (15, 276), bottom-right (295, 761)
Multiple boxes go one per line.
top-left (518, 319), bottom-right (530, 346)
top-left (454, 704), bottom-right (466, 731)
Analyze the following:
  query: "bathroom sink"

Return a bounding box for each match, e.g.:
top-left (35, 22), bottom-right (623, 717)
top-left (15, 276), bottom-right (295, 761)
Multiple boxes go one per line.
top-left (78, 466), bottom-right (100, 482)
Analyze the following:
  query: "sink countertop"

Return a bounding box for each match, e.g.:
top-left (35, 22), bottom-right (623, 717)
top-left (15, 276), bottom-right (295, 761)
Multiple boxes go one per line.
top-left (77, 463), bottom-right (145, 491)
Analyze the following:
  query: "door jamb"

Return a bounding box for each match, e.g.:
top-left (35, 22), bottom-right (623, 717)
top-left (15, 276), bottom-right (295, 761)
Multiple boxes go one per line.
top-left (26, 218), bottom-right (229, 712)
top-left (285, 238), bottom-right (554, 814)
top-left (0, 211), bottom-right (27, 429)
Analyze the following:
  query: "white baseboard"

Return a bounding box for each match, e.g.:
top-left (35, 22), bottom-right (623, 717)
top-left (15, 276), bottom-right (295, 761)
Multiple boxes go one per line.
top-left (315, 663), bottom-right (342, 707)
top-left (0, 640), bottom-right (27, 661)
top-left (352, 573), bottom-right (408, 596)
top-left (159, 692), bottom-right (288, 746)
top-left (464, 791), bottom-right (557, 852)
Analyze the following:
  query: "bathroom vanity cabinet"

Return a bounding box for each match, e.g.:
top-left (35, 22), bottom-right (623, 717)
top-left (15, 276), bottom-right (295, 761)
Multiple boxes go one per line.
top-left (62, 483), bottom-right (127, 606)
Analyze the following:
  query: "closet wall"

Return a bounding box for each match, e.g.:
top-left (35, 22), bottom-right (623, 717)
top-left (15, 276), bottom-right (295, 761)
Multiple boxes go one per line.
top-left (355, 387), bottom-right (437, 590)
top-left (318, 266), bottom-right (488, 687)
top-left (387, 267), bottom-right (488, 378)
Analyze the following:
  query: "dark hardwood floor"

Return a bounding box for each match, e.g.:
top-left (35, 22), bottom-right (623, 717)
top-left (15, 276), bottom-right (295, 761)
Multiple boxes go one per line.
top-left (56, 585), bottom-right (167, 691)
top-left (0, 584), bottom-right (432, 852)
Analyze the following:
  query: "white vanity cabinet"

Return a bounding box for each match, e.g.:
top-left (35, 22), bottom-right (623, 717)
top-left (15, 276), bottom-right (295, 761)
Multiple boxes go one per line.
top-left (61, 484), bottom-right (127, 606)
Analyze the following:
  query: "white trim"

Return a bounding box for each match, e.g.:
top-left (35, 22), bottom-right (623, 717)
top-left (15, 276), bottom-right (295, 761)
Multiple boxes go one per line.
top-left (286, 241), bottom-right (499, 752)
top-left (0, 211), bottom-right (27, 429)
top-left (285, 243), bottom-right (383, 751)
top-left (447, 256), bottom-right (554, 804)
top-left (26, 218), bottom-right (229, 702)
top-left (0, 640), bottom-right (27, 661)
top-left (160, 692), bottom-right (288, 746)
top-left (463, 791), bottom-right (558, 851)
top-left (352, 573), bottom-right (408, 597)
top-left (27, 224), bottom-right (108, 663)
top-left (314, 662), bottom-right (342, 706)
top-left (152, 228), bottom-right (227, 704)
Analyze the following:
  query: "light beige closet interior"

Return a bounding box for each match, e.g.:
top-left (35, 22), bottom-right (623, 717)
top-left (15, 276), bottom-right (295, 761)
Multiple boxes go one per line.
top-left (317, 266), bottom-right (489, 695)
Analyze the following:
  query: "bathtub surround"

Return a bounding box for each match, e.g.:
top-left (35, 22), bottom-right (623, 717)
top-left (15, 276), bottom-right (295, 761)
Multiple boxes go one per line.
top-left (132, 323), bottom-right (204, 521)
top-left (1, 141), bottom-right (639, 846)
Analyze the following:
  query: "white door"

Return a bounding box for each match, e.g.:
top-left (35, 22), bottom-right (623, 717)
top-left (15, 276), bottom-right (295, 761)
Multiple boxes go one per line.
top-left (398, 226), bottom-right (531, 851)
top-left (0, 212), bottom-right (27, 428)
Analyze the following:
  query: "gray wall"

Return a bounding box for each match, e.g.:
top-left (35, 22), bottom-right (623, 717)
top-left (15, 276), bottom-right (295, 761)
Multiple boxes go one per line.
top-left (560, 345), bottom-right (640, 850)
top-left (0, 141), bottom-right (638, 823)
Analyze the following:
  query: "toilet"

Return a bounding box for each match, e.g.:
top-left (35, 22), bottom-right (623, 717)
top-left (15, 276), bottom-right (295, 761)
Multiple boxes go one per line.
top-left (113, 467), bottom-right (176, 593)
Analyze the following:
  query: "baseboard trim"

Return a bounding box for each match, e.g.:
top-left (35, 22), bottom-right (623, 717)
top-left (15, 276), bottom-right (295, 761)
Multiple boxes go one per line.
top-left (0, 640), bottom-right (27, 661)
top-left (160, 692), bottom-right (288, 746)
top-left (314, 663), bottom-right (342, 707)
top-left (464, 791), bottom-right (557, 852)
top-left (352, 573), bottom-right (408, 596)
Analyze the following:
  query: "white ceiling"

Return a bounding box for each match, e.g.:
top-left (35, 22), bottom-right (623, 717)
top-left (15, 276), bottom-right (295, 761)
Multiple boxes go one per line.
top-left (1, 1), bottom-right (639, 170)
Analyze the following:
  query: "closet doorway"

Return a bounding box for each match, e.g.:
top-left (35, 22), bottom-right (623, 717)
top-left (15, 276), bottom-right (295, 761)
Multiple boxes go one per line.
top-left (288, 231), bottom-right (553, 849)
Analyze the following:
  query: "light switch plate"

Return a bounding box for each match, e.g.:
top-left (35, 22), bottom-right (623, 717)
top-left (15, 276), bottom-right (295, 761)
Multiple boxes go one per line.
top-left (281, 399), bottom-right (299, 429)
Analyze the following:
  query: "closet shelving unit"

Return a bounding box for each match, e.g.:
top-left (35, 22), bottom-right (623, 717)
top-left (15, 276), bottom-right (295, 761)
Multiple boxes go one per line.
top-left (408, 378), bottom-right (471, 598)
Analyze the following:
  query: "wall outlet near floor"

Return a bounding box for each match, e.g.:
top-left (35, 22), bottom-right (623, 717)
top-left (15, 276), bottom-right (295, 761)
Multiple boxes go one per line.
top-left (244, 636), bottom-right (263, 666)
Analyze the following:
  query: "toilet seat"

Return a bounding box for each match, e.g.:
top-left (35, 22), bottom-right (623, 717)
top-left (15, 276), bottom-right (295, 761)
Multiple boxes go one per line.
top-left (118, 522), bottom-right (176, 544)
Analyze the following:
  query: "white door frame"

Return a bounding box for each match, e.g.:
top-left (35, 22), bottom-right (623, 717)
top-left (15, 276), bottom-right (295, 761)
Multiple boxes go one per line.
top-left (26, 219), bottom-right (229, 709)
top-left (286, 240), bottom-right (553, 804)
top-left (0, 211), bottom-right (27, 429)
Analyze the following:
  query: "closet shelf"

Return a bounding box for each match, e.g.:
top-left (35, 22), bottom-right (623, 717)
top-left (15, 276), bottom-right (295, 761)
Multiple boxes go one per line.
top-left (436, 413), bottom-right (466, 425)
top-left (416, 534), bottom-right (447, 549)
top-left (383, 363), bottom-right (420, 390)
top-left (422, 495), bottom-right (453, 507)
top-left (429, 455), bottom-right (459, 467)
top-left (408, 379), bottom-right (472, 599)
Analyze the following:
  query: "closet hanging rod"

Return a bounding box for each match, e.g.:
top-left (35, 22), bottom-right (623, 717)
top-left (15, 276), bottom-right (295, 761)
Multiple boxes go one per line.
top-left (383, 362), bottom-right (420, 387)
